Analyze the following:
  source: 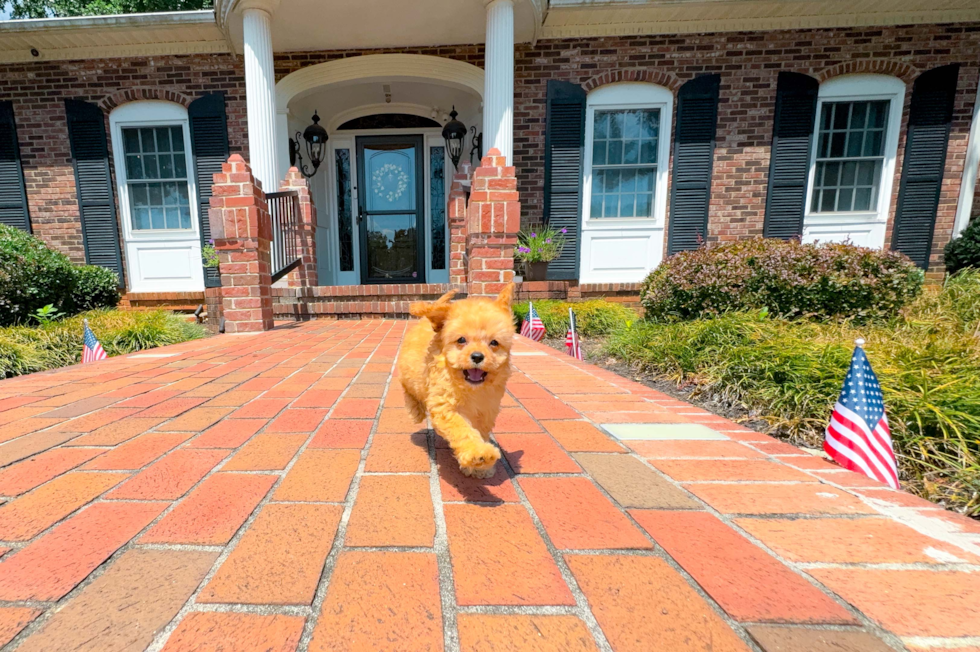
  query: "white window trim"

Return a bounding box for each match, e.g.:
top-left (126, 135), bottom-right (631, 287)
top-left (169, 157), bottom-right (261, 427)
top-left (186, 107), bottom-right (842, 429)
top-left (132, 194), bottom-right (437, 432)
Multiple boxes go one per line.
top-left (582, 83), bottom-right (673, 231)
top-left (804, 74), bottom-right (905, 230)
top-left (109, 101), bottom-right (199, 242)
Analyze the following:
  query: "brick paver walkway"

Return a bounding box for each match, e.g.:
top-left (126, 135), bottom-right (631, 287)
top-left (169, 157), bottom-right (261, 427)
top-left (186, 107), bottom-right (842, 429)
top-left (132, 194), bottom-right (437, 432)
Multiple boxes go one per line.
top-left (0, 320), bottom-right (979, 652)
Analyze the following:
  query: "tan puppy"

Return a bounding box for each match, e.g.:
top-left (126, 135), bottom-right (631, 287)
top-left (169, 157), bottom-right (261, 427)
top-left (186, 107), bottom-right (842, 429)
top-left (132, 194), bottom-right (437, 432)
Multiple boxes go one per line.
top-left (397, 284), bottom-right (515, 478)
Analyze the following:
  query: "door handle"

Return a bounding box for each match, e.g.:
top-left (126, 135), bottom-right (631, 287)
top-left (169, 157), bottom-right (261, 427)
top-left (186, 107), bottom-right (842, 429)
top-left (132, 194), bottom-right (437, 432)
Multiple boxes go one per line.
top-left (357, 208), bottom-right (364, 224)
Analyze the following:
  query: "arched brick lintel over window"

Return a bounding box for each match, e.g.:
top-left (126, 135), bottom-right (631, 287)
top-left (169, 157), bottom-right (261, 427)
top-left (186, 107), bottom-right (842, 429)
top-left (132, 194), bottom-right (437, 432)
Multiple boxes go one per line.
top-left (815, 60), bottom-right (919, 85)
top-left (98, 88), bottom-right (193, 112)
top-left (582, 69), bottom-right (682, 93)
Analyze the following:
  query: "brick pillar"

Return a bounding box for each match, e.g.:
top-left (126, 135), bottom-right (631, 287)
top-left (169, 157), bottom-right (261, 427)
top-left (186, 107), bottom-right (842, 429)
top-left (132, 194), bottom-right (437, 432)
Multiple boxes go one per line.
top-left (208, 154), bottom-right (274, 333)
top-left (448, 161), bottom-right (471, 287)
top-left (279, 167), bottom-right (318, 287)
top-left (466, 148), bottom-right (519, 297)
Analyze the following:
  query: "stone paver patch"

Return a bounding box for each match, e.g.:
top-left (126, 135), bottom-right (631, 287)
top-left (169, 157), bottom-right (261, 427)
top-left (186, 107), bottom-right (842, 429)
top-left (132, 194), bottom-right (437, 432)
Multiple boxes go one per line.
top-left (603, 422), bottom-right (729, 440)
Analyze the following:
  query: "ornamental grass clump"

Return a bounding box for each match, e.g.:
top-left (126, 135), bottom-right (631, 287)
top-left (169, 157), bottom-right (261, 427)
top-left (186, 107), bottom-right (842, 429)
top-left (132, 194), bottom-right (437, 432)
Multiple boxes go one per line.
top-left (604, 270), bottom-right (980, 515)
top-left (640, 238), bottom-right (924, 323)
top-left (513, 300), bottom-right (637, 339)
top-left (0, 309), bottom-right (207, 379)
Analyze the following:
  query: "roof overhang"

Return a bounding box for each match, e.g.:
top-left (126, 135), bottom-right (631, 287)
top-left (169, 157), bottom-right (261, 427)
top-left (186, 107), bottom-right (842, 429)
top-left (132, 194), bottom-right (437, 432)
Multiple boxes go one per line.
top-left (213, 0), bottom-right (545, 52)
top-left (0, 10), bottom-right (231, 64)
top-left (542, 0), bottom-right (980, 38)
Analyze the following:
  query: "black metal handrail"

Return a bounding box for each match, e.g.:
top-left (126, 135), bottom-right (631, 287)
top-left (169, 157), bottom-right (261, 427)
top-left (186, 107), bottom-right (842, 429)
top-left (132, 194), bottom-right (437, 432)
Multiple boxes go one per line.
top-left (268, 190), bottom-right (302, 283)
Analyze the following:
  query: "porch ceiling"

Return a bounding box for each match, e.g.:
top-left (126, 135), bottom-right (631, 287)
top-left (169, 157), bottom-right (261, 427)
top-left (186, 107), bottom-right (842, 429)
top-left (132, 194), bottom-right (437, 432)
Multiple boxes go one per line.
top-left (543, 0), bottom-right (980, 38)
top-left (217, 0), bottom-right (542, 53)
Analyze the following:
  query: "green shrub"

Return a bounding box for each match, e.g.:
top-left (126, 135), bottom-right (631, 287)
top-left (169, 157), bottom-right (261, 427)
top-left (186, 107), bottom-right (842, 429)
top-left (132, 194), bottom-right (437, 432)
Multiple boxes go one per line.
top-left (0, 224), bottom-right (77, 326)
top-left (0, 225), bottom-right (121, 326)
top-left (944, 219), bottom-right (980, 274)
top-left (514, 299), bottom-right (637, 339)
top-left (68, 265), bottom-right (121, 314)
top-left (0, 309), bottom-right (207, 379)
top-left (603, 275), bottom-right (980, 514)
top-left (640, 238), bottom-right (924, 323)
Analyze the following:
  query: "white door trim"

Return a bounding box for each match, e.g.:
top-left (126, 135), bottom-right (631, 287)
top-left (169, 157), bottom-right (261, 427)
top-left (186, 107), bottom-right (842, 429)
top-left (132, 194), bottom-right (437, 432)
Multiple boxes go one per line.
top-left (580, 82), bottom-right (673, 284)
top-left (109, 101), bottom-right (204, 293)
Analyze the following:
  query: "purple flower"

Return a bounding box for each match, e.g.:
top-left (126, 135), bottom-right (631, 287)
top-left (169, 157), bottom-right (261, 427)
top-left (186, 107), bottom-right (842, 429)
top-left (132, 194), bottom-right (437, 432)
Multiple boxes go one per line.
top-left (208, 239), bottom-right (214, 244)
top-left (530, 232), bottom-right (537, 238)
top-left (545, 239), bottom-right (552, 243)
top-left (561, 228), bottom-right (567, 234)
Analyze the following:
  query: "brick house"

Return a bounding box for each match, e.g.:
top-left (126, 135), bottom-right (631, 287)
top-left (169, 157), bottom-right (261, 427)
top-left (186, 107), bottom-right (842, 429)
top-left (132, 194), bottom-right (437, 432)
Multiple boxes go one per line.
top-left (1, 1), bottom-right (979, 323)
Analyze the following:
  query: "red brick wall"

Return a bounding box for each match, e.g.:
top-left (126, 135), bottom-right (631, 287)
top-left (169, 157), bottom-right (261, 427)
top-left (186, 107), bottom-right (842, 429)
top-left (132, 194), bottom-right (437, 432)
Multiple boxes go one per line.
top-left (514, 25), bottom-right (980, 272)
top-left (0, 54), bottom-right (247, 264)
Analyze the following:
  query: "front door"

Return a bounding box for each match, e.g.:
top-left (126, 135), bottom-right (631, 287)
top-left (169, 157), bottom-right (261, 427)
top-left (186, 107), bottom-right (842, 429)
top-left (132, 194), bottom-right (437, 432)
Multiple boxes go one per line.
top-left (356, 135), bottom-right (425, 284)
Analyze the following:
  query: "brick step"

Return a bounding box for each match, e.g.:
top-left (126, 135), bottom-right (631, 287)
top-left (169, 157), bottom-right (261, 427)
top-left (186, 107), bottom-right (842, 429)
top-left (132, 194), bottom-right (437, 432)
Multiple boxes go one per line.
top-left (118, 292), bottom-right (206, 314)
top-left (271, 281), bottom-right (643, 320)
top-left (272, 283), bottom-right (467, 320)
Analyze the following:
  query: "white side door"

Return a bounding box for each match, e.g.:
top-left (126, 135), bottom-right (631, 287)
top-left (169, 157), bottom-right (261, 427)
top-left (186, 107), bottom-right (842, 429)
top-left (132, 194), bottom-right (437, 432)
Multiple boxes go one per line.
top-left (110, 102), bottom-right (204, 293)
top-left (579, 84), bottom-right (672, 284)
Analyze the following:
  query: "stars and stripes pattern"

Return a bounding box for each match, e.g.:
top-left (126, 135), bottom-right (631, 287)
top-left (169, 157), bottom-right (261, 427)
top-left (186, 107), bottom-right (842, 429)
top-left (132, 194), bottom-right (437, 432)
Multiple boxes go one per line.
top-left (520, 302), bottom-right (546, 341)
top-left (824, 342), bottom-right (900, 489)
top-left (565, 308), bottom-right (583, 360)
top-left (82, 319), bottom-right (107, 364)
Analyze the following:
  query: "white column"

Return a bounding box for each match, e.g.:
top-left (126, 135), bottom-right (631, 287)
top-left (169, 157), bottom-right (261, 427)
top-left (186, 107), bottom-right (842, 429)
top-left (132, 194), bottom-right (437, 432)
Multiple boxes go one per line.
top-left (239, 0), bottom-right (280, 190)
top-left (954, 80), bottom-right (980, 238)
top-left (483, 0), bottom-right (514, 164)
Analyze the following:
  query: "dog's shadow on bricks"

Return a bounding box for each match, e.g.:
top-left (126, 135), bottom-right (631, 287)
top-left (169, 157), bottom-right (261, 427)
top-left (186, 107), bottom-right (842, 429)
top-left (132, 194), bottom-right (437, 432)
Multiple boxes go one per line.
top-left (425, 431), bottom-right (515, 505)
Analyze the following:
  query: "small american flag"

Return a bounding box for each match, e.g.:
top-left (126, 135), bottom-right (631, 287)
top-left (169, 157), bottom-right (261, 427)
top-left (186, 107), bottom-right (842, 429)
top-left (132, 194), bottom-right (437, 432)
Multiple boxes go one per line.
top-left (564, 308), bottom-right (583, 360)
top-left (520, 302), bottom-right (546, 341)
top-left (824, 340), bottom-right (899, 489)
top-left (82, 319), bottom-right (107, 364)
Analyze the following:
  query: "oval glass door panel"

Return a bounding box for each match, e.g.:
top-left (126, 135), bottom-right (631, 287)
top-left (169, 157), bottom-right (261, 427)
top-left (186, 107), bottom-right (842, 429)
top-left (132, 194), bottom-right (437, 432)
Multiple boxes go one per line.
top-left (358, 139), bottom-right (423, 283)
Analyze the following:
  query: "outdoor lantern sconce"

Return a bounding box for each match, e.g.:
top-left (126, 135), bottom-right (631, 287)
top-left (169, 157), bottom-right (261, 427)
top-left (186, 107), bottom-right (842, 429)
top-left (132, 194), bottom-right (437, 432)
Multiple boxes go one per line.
top-left (290, 111), bottom-right (328, 178)
top-left (442, 107), bottom-right (467, 170)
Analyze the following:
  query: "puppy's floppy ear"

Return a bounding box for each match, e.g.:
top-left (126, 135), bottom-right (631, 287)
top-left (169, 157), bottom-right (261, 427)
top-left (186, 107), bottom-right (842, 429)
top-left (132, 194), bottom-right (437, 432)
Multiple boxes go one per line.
top-left (410, 289), bottom-right (456, 330)
top-left (495, 282), bottom-right (515, 309)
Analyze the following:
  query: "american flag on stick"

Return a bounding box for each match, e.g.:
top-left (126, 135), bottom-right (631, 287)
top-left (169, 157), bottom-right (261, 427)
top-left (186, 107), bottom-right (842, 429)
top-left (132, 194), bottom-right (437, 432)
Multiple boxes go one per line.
top-left (520, 302), bottom-right (546, 341)
top-left (82, 319), bottom-right (108, 364)
top-left (824, 339), bottom-right (900, 489)
top-left (564, 308), bottom-right (583, 360)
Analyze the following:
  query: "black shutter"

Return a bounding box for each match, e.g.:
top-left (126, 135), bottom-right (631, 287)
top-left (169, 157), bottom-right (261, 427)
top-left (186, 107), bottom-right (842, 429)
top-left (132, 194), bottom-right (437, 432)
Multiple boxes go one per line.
top-left (667, 74), bottom-right (721, 255)
top-left (0, 101), bottom-right (31, 232)
top-left (763, 72), bottom-right (819, 239)
top-left (65, 99), bottom-right (123, 282)
top-left (892, 64), bottom-right (959, 269)
top-left (189, 93), bottom-right (230, 288)
top-left (543, 80), bottom-right (586, 280)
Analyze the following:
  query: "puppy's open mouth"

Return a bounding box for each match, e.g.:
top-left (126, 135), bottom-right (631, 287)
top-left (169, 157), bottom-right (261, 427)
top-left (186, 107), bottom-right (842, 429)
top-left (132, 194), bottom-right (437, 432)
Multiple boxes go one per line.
top-left (463, 369), bottom-right (488, 384)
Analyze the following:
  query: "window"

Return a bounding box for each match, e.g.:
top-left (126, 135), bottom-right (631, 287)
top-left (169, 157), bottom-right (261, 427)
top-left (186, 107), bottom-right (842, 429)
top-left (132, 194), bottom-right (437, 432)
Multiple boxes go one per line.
top-left (810, 100), bottom-right (889, 213)
top-left (805, 75), bottom-right (905, 228)
top-left (583, 83), bottom-right (672, 224)
top-left (590, 109), bottom-right (659, 219)
top-left (122, 126), bottom-right (192, 230)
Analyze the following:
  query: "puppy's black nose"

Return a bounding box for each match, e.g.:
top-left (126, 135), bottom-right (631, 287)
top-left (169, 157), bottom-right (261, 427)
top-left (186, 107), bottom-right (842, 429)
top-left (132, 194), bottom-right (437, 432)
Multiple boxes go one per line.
top-left (470, 352), bottom-right (485, 365)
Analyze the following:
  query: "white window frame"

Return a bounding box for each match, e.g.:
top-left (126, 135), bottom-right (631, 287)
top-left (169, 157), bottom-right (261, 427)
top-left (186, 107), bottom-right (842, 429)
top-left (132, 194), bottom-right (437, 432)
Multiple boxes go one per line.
top-left (109, 101), bottom-right (199, 241)
top-left (582, 83), bottom-right (673, 229)
top-left (803, 74), bottom-right (905, 245)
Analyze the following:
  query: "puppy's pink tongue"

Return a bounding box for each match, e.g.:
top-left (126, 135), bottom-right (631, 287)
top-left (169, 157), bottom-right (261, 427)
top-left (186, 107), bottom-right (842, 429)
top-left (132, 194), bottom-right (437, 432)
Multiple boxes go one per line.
top-left (465, 369), bottom-right (486, 382)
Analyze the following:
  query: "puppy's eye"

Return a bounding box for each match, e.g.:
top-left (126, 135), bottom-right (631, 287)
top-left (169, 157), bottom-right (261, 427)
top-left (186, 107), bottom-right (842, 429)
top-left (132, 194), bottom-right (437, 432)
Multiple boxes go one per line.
top-left (490, 340), bottom-right (499, 347)
top-left (456, 337), bottom-right (467, 345)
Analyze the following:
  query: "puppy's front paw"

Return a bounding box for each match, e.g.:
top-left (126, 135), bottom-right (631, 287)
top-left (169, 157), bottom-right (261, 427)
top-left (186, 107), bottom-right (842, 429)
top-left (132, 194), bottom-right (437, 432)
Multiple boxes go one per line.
top-left (456, 440), bottom-right (500, 477)
top-left (460, 464), bottom-right (497, 479)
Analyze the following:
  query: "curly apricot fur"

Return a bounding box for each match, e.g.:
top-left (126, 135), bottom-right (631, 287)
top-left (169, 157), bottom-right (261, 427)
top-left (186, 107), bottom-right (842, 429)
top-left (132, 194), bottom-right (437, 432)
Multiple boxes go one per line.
top-left (397, 284), bottom-right (515, 476)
